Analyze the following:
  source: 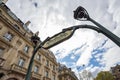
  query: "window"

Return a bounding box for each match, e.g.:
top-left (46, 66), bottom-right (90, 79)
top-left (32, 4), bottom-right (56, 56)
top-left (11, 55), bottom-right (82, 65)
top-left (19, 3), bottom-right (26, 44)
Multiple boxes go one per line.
top-left (34, 65), bottom-right (39, 73)
top-left (53, 65), bottom-right (55, 71)
top-left (0, 47), bottom-right (4, 57)
top-left (46, 60), bottom-right (49, 67)
top-left (45, 71), bottom-right (49, 77)
top-left (3, 32), bottom-right (14, 41)
top-left (7, 10), bottom-right (19, 21)
top-left (18, 58), bottom-right (25, 67)
top-left (52, 75), bottom-right (55, 80)
top-left (23, 45), bottom-right (29, 53)
top-left (14, 25), bottom-right (20, 30)
top-left (36, 54), bottom-right (41, 61)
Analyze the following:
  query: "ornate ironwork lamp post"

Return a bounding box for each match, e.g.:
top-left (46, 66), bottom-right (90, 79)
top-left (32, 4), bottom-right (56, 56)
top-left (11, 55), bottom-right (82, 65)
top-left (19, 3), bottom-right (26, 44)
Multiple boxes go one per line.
top-left (73, 6), bottom-right (120, 47)
top-left (25, 24), bottom-right (102, 80)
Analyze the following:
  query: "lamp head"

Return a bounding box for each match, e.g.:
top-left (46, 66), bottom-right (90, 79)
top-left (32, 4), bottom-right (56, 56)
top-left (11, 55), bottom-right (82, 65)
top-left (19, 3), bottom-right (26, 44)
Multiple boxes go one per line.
top-left (74, 6), bottom-right (90, 21)
top-left (31, 31), bottom-right (40, 46)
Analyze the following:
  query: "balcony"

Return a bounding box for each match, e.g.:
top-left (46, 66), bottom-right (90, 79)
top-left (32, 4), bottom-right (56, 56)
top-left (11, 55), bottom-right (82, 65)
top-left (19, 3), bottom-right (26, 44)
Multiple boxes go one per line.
top-left (0, 57), bottom-right (5, 67)
top-left (43, 77), bottom-right (51, 80)
top-left (10, 64), bottom-right (27, 74)
top-left (0, 35), bottom-right (13, 48)
top-left (32, 72), bottom-right (41, 80)
top-left (52, 70), bottom-right (56, 74)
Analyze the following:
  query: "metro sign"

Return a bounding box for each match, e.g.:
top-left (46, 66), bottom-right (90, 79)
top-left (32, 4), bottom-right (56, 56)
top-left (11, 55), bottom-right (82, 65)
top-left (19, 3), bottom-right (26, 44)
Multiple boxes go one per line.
top-left (42, 27), bottom-right (75, 49)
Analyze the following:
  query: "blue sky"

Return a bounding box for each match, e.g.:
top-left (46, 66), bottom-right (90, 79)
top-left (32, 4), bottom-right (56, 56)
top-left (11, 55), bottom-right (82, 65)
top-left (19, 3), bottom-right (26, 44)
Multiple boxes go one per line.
top-left (6, 0), bottom-right (120, 78)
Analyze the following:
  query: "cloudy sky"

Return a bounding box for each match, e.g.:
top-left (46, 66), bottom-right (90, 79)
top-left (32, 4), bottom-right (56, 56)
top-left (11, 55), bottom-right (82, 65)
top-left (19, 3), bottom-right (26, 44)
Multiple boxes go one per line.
top-left (6, 0), bottom-right (120, 78)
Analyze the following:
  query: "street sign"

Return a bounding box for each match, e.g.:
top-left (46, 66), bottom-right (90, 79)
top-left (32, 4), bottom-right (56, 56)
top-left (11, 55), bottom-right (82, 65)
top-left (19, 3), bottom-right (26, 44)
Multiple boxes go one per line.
top-left (42, 28), bottom-right (75, 49)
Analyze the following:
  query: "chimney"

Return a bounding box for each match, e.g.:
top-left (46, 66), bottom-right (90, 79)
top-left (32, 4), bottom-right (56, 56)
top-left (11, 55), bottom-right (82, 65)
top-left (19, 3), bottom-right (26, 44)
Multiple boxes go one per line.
top-left (2, 0), bottom-right (8, 3)
top-left (25, 21), bottom-right (31, 27)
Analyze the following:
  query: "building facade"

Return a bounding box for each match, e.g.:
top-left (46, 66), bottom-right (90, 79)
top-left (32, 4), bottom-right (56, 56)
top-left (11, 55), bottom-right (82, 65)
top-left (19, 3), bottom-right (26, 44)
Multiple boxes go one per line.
top-left (0, 1), bottom-right (58, 80)
top-left (111, 64), bottom-right (120, 80)
top-left (58, 64), bottom-right (78, 80)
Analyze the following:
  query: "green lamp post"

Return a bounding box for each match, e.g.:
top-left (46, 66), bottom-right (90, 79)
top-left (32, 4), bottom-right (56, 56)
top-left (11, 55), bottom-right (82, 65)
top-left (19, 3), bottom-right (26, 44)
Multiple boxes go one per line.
top-left (74, 6), bottom-right (120, 47)
top-left (25, 24), bottom-right (102, 80)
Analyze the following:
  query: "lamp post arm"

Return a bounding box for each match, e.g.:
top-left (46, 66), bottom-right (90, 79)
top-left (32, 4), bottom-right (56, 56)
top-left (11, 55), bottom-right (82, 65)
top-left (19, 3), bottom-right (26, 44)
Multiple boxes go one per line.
top-left (89, 18), bottom-right (120, 47)
top-left (71, 25), bottom-right (101, 33)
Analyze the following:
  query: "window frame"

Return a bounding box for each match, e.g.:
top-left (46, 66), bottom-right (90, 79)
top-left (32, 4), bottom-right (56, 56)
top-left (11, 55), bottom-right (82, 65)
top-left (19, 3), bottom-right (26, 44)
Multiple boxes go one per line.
top-left (36, 54), bottom-right (41, 61)
top-left (45, 71), bottom-right (49, 77)
top-left (34, 65), bottom-right (39, 73)
top-left (53, 65), bottom-right (55, 71)
top-left (18, 58), bottom-right (25, 67)
top-left (3, 32), bottom-right (14, 41)
top-left (23, 45), bottom-right (29, 53)
top-left (46, 60), bottom-right (49, 67)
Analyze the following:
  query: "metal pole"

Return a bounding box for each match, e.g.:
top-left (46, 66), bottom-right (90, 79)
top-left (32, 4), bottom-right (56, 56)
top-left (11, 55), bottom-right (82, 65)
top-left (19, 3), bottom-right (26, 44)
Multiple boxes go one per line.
top-left (89, 18), bottom-right (120, 47)
top-left (25, 45), bottom-right (41, 80)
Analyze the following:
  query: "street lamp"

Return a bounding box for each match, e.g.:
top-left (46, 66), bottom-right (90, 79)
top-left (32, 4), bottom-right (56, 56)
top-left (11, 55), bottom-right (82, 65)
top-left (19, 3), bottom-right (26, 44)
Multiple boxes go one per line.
top-left (74, 6), bottom-right (120, 47)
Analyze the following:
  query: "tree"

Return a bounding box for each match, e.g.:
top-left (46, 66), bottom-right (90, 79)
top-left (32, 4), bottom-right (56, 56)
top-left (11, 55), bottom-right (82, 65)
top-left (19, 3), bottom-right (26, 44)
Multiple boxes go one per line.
top-left (95, 71), bottom-right (115, 80)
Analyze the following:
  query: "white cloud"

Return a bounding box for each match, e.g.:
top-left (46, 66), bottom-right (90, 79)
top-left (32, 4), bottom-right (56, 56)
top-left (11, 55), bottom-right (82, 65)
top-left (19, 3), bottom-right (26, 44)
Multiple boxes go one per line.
top-left (90, 66), bottom-right (102, 77)
top-left (76, 46), bottom-right (92, 66)
top-left (102, 46), bottom-right (120, 70)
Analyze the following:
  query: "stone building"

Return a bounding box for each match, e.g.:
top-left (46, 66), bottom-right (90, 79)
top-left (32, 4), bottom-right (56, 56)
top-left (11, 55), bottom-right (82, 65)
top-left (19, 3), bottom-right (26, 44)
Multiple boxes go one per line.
top-left (111, 64), bottom-right (120, 80)
top-left (58, 64), bottom-right (78, 80)
top-left (0, 1), bottom-right (79, 80)
top-left (0, 1), bottom-right (58, 80)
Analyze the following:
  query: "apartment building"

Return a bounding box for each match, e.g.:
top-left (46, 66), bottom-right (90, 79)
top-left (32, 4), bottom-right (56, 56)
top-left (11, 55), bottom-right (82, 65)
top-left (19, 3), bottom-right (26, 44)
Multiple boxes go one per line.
top-left (0, 1), bottom-right (58, 80)
top-left (111, 64), bottom-right (120, 80)
top-left (58, 64), bottom-right (78, 80)
top-left (0, 1), bottom-right (79, 80)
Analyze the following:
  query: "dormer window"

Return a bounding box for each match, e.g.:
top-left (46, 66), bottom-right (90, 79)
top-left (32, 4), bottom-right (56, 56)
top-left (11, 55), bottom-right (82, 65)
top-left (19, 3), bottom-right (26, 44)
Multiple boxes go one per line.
top-left (7, 10), bottom-right (18, 21)
top-left (14, 25), bottom-right (20, 30)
